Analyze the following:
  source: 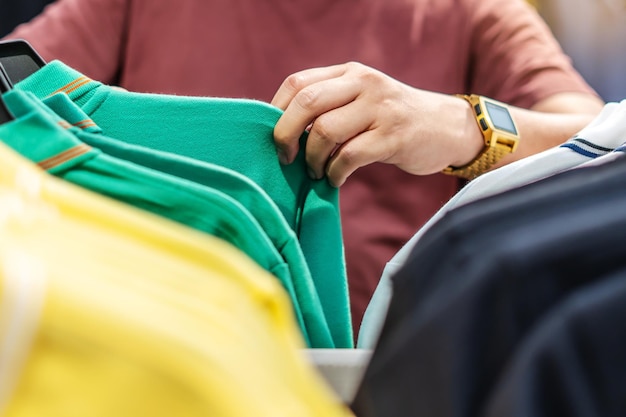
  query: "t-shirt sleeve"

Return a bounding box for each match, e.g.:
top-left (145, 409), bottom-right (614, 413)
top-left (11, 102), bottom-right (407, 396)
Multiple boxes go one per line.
top-left (466, 0), bottom-right (599, 108)
top-left (2, 0), bottom-right (128, 85)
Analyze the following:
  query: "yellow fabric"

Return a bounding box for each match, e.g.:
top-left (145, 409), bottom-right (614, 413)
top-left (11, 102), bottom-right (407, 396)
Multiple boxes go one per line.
top-left (0, 142), bottom-right (351, 417)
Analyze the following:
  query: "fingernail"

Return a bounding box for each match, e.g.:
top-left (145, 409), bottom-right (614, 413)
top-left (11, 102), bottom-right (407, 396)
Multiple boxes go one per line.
top-left (307, 167), bottom-right (318, 180)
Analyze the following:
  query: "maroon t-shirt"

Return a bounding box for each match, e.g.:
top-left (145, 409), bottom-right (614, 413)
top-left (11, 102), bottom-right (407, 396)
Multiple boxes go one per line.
top-left (7, 0), bottom-right (596, 336)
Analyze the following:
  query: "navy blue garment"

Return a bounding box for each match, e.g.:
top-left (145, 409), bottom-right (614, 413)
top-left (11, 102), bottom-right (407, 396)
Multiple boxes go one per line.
top-left (0, 0), bottom-right (55, 37)
top-left (485, 269), bottom-right (626, 417)
top-left (352, 156), bottom-right (626, 417)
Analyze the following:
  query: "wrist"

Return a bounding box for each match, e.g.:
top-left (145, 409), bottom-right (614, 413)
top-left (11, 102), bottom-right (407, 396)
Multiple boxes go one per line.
top-left (448, 95), bottom-right (486, 168)
top-left (443, 94), bottom-right (520, 180)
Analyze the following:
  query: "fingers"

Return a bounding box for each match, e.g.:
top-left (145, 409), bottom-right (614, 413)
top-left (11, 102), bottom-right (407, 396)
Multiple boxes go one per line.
top-left (273, 71), bottom-right (362, 164)
top-left (271, 62), bottom-right (403, 185)
top-left (325, 129), bottom-right (391, 187)
top-left (305, 100), bottom-right (374, 179)
top-left (270, 64), bottom-right (348, 109)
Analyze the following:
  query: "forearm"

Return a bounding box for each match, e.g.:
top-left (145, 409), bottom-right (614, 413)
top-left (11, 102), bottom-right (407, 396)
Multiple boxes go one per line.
top-left (271, 62), bottom-right (607, 187)
top-left (450, 91), bottom-right (605, 172)
top-left (497, 92), bottom-right (605, 167)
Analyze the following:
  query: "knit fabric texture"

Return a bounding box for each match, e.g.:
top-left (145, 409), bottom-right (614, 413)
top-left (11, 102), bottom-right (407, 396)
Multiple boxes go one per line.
top-left (0, 89), bottom-right (321, 347)
top-left (15, 62), bottom-right (351, 347)
top-left (38, 90), bottom-right (334, 348)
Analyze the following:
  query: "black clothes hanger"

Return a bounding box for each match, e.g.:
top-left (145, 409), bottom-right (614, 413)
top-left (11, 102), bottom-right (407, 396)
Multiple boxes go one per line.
top-left (0, 39), bottom-right (44, 124)
top-left (0, 39), bottom-right (45, 85)
top-left (0, 63), bottom-right (15, 124)
top-left (0, 63), bottom-right (12, 92)
top-left (0, 95), bottom-right (14, 125)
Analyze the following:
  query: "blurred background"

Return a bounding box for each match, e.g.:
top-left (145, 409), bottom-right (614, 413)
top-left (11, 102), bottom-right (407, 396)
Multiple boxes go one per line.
top-left (0, 0), bottom-right (56, 37)
top-left (2, 0), bottom-right (624, 103)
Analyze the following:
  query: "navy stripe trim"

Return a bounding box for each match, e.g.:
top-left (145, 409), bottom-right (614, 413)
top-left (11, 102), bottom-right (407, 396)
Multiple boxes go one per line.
top-left (571, 137), bottom-right (614, 153)
top-left (559, 136), bottom-right (616, 159)
top-left (560, 143), bottom-right (603, 159)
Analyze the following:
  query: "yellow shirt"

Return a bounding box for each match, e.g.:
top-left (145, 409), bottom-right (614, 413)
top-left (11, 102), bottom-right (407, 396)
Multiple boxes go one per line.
top-left (0, 142), bottom-right (351, 417)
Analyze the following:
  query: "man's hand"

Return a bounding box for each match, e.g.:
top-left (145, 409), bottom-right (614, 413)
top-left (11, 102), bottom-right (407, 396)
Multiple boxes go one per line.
top-left (271, 61), bottom-right (605, 187)
top-left (271, 62), bottom-right (482, 187)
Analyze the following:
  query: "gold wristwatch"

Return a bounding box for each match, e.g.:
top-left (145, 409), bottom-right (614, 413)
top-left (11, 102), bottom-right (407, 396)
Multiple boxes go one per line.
top-left (443, 94), bottom-right (520, 180)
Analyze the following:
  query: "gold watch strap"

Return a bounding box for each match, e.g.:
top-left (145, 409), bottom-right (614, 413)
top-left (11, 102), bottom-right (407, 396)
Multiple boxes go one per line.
top-left (442, 142), bottom-right (512, 180)
top-left (443, 94), bottom-right (519, 180)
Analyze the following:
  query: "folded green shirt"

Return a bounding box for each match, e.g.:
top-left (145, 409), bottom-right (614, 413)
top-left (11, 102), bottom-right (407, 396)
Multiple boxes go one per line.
top-left (15, 61), bottom-right (353, 347)
top-left (0, 88), bottom-right (326, 347)
top-left (38, 91), bottom-right (334, 349)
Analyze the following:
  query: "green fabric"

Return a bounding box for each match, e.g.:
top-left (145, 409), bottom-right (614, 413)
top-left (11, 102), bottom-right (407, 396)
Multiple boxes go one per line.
top-left (39, 91), bottom-right (334, 349)
top-left (15, 61), bottom-right (353, 348)
top-left (0, 89), bottom-right (322, 348)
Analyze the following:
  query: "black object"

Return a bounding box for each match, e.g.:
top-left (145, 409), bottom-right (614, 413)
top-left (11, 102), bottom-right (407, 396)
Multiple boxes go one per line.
top-left (485, 269), bottom-right (626, 417)
top-left (0, 39), bottom-right (43, 124)
top-left (0, 62), bottom-right (13, 92)
top-left (0, 39), bottom-right (45, 85)
top-left (352, 156), bottom-right (626, 417)
top-left (0, 63), bottom-right (15, 124)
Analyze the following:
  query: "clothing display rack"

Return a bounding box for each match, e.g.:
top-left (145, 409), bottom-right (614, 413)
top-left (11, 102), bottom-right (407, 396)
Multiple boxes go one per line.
top-left (2, 38), bottom-right (626, 417)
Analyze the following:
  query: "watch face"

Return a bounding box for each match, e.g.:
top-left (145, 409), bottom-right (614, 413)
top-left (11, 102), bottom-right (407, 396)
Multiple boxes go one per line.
top-left (485, 101), bottom-right (518, 135)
